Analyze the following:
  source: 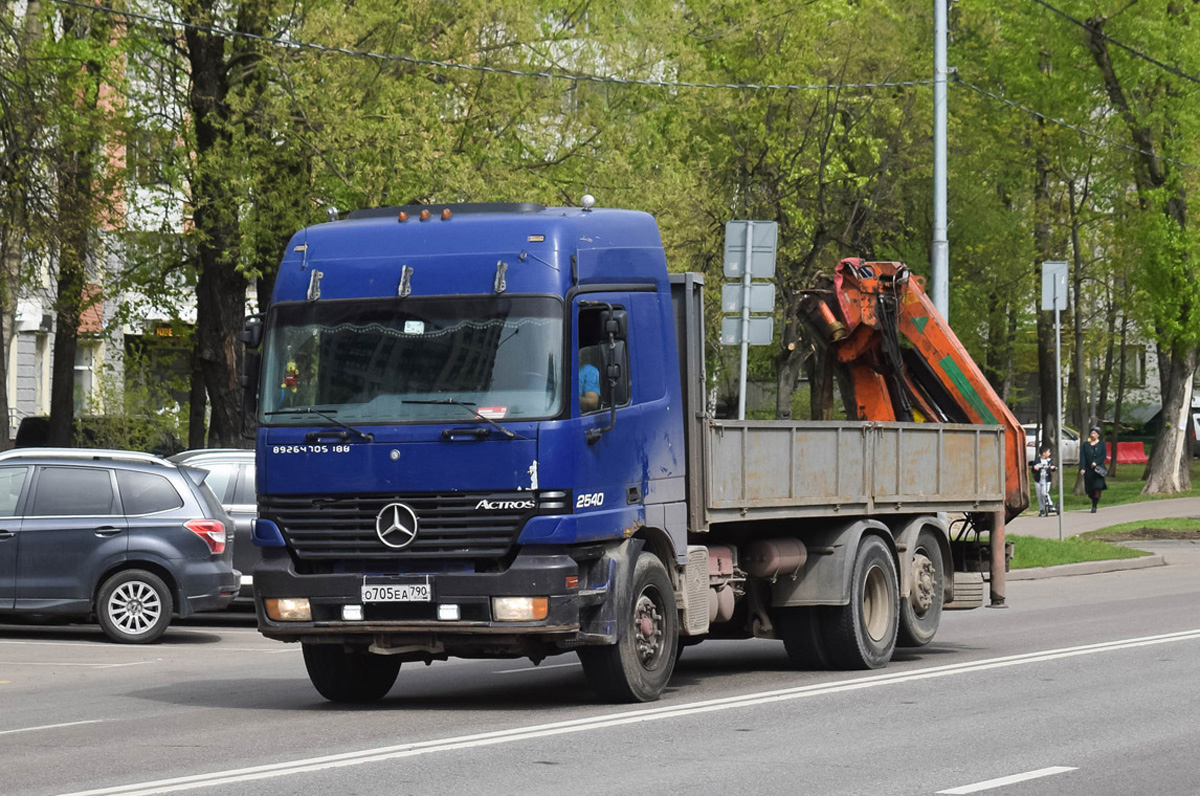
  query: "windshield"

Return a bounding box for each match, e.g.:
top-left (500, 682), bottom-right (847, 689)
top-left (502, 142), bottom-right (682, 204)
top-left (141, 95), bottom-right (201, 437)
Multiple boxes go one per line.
top-left (260, 296), bottom-right (563, 424)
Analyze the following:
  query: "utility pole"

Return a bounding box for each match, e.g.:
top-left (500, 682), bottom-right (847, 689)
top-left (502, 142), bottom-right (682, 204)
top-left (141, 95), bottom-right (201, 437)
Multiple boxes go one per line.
top-left (932, 0), bottom-right (949, 319)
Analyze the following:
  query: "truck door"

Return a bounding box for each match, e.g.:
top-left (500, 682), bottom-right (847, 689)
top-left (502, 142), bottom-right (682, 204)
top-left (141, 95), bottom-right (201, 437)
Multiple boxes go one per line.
top-left (15, 465), bottom-right (127, 611)
top-left (574, 296), bottom-right (644, 523)
top-left (0, 465), bottom-right (30, 609)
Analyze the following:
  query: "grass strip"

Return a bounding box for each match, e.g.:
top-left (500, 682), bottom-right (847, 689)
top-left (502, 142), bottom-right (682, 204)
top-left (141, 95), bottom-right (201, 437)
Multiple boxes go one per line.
top-left (1007, 533), bottom-right (1150, 569)
top-left (1079, 517), bottom-right (1200, 543)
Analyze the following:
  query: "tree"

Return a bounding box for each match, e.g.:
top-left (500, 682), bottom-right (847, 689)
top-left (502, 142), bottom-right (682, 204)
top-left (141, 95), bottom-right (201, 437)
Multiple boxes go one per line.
top-left (1083, 5), bottom-right (1200, 493)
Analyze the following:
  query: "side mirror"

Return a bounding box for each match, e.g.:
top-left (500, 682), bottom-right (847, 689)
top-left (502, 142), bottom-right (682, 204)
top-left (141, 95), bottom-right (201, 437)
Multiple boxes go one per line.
top-left (241, 350), bottom-right (262, 393)
top-left (601, 308), bottom-right (628, 341)
top-left (241, 316), bottom-right (264, 349)
top-left (241, 350), bottom-right (262, 439)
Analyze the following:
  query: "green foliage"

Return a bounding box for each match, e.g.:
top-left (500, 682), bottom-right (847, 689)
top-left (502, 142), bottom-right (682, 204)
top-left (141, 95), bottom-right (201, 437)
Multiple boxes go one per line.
top-left (4, 0), bottom-right (1195, 462)
top-left (78, 340), bottom-right (189, 455)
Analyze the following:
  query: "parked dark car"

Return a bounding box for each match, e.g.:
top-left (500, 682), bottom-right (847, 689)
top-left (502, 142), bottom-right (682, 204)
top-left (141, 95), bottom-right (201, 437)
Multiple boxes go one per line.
top-left (0, 448), bottom-right (238, 642)
top-left (168, 449), bottom-right (256, 600)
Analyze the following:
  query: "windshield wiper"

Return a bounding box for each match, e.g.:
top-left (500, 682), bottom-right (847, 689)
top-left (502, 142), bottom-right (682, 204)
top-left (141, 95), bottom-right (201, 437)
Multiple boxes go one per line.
top-left (264, 407), bottom-right (374, 442)
top-left (403, 398), bottom-right (521, 440)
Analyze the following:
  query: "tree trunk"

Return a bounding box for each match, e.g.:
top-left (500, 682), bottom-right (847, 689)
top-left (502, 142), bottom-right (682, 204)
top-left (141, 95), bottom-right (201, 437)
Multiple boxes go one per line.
top-left (774, 337), bottom-right (804, 420)
top-left (984, 295), bottom-right (1015, 402)
top-left (1068, 181), bottom-right (1089, 433)
top-left (807, 348), bottom-right (835, 421)
top-left (0, 229), bottom-right (20, 448)
top-left (188, 339), bottom-right (207, 449)
top-left (48, 152), bottom-right (96, 445)
top-left (1033, 127), bottom-right (1060, 459)
top-left (1143, 344), bottom-right (1196, 493)
top-left (184, 5), bottom-right (252, 448)
top-left (1096, 281), bottom-right (1117, 422)
top-left (1109, 313), bottom-right (1130, 479)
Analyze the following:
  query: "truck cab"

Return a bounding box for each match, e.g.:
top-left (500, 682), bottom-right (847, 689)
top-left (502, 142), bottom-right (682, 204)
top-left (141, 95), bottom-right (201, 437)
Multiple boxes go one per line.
top-left (251, 203), bottom-right (689, 702)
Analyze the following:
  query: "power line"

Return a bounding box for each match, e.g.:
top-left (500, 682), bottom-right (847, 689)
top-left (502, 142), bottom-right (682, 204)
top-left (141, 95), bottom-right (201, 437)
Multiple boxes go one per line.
top-left (48, 0), bottom-right (1198, 171)
top-left (51, 0), bottom-right (933, 94)
top-left (954, 76), bottom-right (1199, 171)
top-left (1029, 0), bottom-right (1200, 86)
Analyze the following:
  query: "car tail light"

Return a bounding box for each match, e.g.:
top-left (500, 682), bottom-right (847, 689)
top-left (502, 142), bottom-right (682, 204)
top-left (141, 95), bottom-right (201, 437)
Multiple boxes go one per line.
top-left (185, 519), bottom-right (227, 554)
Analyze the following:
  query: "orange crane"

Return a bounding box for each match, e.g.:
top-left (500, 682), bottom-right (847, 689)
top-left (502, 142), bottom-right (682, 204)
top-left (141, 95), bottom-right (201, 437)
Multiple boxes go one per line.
top-left (800, 258), bottom-right (1029, 523)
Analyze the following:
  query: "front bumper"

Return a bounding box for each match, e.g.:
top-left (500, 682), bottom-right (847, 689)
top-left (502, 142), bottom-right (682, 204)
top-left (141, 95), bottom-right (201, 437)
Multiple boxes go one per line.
top-left (253, 546), bottom-right (612, 647)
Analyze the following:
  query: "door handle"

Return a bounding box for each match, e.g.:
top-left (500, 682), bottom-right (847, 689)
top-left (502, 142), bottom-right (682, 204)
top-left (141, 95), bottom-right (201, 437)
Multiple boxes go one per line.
top-left (0, 530), bottom-right (13, 540)
top-left (94, 526), bottom-right (124, 538)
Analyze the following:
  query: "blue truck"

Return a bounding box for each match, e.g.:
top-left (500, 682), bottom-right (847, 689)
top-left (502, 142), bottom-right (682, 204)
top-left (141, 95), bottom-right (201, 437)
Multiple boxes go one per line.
top-left (245, 201), bottom-right (1022, 703)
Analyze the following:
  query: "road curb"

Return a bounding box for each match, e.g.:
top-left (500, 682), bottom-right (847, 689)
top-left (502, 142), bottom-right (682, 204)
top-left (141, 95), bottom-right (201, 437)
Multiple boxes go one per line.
top-left (1004, 554), bottom-right (1166, 580)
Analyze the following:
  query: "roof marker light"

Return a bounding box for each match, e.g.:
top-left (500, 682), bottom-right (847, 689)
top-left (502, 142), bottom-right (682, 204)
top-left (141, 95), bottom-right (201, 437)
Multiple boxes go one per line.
top-left (441, 208), bottom-right (452, 220)
top-left (419, 209), bottom-right (431, 221)
top-left (398, 211), bottom-right (409, 222)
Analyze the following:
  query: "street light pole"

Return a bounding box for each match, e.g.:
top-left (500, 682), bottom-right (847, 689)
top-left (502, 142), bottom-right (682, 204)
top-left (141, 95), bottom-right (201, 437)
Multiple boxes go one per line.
top-left (932, 0), bottom-right (949, 319)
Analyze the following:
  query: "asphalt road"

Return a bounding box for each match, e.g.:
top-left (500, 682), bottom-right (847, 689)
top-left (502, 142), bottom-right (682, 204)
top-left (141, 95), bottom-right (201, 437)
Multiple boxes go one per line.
top-left (2, 543), bottom-right (1198, 796)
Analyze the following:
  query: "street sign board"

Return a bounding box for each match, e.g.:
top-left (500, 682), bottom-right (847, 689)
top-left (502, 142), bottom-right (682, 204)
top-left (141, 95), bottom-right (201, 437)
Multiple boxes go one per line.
top-left (1041, 260), bottom-right (1068, 311)
top-left (721, 283), bottom-right (776, 314)
top-left (721, 316), bottom-right (774, 346)
top-left (723, 221), bottom-right (778, 279)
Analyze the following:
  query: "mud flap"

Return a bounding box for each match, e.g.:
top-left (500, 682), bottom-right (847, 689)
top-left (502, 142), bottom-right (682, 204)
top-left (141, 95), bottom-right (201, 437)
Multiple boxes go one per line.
top-left (578, 538), bottom-right (644, 643)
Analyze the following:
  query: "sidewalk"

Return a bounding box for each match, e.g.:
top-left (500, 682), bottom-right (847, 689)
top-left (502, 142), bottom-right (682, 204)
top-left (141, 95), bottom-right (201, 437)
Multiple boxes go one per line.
top-left (1006, 496), bottom-right (1200, 540)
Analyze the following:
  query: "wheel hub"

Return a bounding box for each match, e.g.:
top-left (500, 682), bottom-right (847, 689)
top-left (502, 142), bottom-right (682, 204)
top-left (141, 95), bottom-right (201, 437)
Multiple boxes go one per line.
top-left (633, 594), bottom-right (664, 664)
top-left (910, 554), bottom-right (936, 614)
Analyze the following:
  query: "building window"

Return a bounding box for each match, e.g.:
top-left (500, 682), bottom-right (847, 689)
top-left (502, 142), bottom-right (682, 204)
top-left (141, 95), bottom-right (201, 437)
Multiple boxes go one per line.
top-left (1121, 345), bottom-right (1146, 389)
top-left (74, 341), bottom-right (98, 415)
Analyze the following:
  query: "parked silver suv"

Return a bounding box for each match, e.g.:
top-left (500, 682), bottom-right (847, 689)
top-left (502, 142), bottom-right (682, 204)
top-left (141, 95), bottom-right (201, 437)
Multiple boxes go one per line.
top-left (0, 449), bottom-right (238, 642)
top-left (168, 449), bottom-right (256, 600)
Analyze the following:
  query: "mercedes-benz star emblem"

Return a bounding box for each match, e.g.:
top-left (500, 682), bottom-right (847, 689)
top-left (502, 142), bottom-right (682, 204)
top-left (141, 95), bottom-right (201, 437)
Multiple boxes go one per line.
top-left (376, 503), bottom-right (419, 549)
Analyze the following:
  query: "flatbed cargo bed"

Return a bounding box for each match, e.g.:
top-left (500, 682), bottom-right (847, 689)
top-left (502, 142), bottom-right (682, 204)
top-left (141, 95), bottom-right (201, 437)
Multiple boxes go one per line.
top-left (704, 420), bottom-right (1007, 524)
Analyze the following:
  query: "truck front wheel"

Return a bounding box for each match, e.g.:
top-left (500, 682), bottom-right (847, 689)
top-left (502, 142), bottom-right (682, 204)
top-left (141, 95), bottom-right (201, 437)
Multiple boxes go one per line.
top-left (579, 553), bottom-right (678, 703)
top-left (302, 643), bottom-right (401, 703)
top-left (897, 529), bottom-right (944, 647)
top-left (821, 535), bottom-right (898, 669)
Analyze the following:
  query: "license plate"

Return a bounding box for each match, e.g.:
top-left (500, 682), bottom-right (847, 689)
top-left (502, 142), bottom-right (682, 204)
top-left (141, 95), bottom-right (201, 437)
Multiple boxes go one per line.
top-left (361, 581), bottom-right (431, 602)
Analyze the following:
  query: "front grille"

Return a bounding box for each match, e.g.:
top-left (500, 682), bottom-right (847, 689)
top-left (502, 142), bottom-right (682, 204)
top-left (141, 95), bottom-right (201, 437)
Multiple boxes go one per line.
top-left (261, 492), bottom-right (545, 563)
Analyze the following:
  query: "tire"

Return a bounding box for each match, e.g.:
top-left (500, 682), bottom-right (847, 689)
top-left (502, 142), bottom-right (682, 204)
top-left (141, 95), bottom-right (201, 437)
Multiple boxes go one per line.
top-left (820, 535), bottom-right (898, 669)
top-left (579, 553), bottom-right (678, 703)
top-left (302, 643), bottom-right (401, 703)
top-left (778, 606), bottom-right (830, 670)
top-left (897, 529), bottom-right (945, 648)
top-left (96, 569), bottom-right (173, 644)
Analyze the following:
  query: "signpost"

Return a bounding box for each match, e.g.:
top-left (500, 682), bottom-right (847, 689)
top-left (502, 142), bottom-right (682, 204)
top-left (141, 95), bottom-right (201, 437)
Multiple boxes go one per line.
top-left (1042, 260), bottom-right (1068, 541)
top-left (723, 221), bottom-right (778, 420)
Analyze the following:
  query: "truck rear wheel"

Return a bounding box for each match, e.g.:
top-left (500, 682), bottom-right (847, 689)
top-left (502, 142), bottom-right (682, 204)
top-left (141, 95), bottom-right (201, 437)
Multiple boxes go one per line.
top-left (897, 529), bottom-right (944, 647)
top-left (821, 535), bottom-right (898, 669)
top-left (302, 643), bottom-right (401, 703)
top-left (779, 607), bottom-right (830, 670)
top-left (579, 553), bottom-right (678, 703)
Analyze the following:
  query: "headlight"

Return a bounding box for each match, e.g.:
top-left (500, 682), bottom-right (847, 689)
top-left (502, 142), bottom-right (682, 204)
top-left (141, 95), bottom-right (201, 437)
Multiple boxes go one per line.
top-left (265, 598), bottom-right (312, 621)
top-left (492, 597), bottom-right (548, 621)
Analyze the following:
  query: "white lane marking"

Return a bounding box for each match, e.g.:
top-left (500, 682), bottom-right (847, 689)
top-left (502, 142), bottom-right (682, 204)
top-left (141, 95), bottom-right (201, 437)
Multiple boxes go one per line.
top-left (0, 720), bottom-right (105, 736)
top-left (0, 660), bottom-right (153, 669)
top-left (0, 640), bottom-right (144, 649)
top-left (494, 662), bottom-right (580, 675)
top-left (938, 766), bottom-right (1077, 794)
top-left (53, 628), bottom-right (1200, 796)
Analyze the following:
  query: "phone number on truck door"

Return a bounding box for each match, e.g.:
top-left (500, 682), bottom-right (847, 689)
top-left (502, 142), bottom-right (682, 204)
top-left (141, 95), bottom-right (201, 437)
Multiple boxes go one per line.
top-left (271, 445), bottom-right (352, 454)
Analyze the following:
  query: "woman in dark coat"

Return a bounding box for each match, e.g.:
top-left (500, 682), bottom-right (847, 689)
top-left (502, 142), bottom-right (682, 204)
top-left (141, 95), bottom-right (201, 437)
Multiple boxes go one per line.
top-left (1080, 426), bottom-right (1108, 513)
